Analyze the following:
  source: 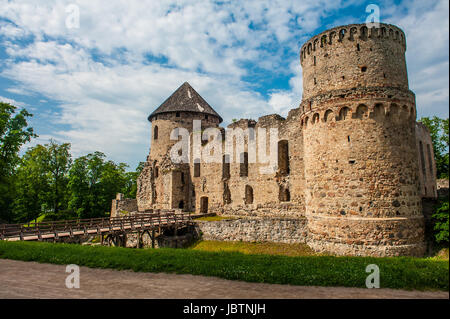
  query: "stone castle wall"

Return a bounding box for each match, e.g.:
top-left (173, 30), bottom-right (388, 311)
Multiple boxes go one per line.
top-left (129, 23), bottom-right (438, 257)
top-left (196, 217), bottom-right (308, 244)
top-left (416, 122), bottom-right (438, 198)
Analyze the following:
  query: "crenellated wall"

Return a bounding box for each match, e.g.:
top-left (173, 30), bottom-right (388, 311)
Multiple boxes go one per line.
top-left (300, 24), bottom-right (408, 100)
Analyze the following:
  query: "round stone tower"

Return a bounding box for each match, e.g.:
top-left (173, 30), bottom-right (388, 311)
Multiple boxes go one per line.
top-left (136, 82), bottom-right (222, 211)
top-left (299, 23), bottom-right (425, 256)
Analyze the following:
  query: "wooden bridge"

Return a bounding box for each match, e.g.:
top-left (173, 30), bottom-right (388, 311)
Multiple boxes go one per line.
top-left (0, 212), bottom-right (193, 247)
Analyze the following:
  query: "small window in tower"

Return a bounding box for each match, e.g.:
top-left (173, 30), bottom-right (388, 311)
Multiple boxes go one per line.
top-left (361, 66), bottom-right (367, 72)
top-left (176, 112), bottom-right (180, 117)
top-left (357, 43), bottom-right (360, 51)
top-left (181, 172), bottom-right (185, 185)
top-left (154, 167), bottom-right (159, 178)
top-left (314, 78), bottom-right (317, 85)
top-left (313, 56), bottom-right (316, 66)
top-left (347, 136), bottom-right (350, 142)
top-left (205, 115), bottom-right (209, 120)
top-left (153, 126), bottom-right (158, 140)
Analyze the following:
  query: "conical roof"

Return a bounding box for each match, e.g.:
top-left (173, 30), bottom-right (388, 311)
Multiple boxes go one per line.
top-left (148, 82), bottom-right (223, 123)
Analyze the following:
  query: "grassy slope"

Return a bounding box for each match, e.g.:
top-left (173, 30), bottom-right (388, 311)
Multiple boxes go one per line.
top-left (190, 241), bottom-right (320, 257)
top-left (0, 241), bottom-right (448, 291)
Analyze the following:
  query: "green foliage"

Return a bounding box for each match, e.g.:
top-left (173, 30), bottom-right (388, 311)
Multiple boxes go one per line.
top-left (12, 141), bottom-right (72, 223)
top-left (419, 116), bottom-right (449, 179)
top-left (68, 152), bottom-right (128, 219)
top-left (0, 103), bottom-right (36, 222)
top-left (433, 198), bottom-right (449, 244)
top-left (0, 241), bottom-right (448, 291)
top-left (121, 161), bottom-right (145, 199)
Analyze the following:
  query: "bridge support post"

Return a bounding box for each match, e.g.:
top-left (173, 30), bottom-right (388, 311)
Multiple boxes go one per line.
top-left (151, 229), bottom-right (155, 248)
top-left (137, 230), bottom-right (141, 248)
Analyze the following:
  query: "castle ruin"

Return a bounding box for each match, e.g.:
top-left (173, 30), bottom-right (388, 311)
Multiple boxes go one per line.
top-left (113, 23), bottom-right (438, 257)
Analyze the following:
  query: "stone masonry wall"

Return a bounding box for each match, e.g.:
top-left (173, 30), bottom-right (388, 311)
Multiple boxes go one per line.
top-left (196, 217), bottom-right (308, 244)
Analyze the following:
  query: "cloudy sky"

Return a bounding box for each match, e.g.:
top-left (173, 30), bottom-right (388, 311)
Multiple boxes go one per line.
top-left (0, 0), bottom-right (448, 169)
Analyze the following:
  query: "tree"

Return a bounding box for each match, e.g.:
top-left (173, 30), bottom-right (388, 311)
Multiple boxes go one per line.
top-left (419, 116), bottom-right (449, 179)
top-left (13, 145), bottom-right (50, 223)
top-left (122, 161), bottom-right (145, 199)
top-left (68, 152), bottom-right (128, 219)
top-left (45, 140), bottom-right (72, 215)
top-left (0, 102), bottom-right (36, 222)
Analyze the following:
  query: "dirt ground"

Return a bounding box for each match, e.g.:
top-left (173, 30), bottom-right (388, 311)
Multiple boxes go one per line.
top-left (0, 259), bottom-right (447, 299)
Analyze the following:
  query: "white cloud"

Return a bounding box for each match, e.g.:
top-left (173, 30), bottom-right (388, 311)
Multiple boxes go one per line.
top-left (0, 95), bottom-right (27, 107)
top-left (0, 0), bottom-right (448, 168)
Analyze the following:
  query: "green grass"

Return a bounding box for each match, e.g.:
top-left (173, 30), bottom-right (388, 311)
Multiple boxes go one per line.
top-left (190, 241), bottom-right (320, 257)
top-left (0, 240), bottom-right (448, 291)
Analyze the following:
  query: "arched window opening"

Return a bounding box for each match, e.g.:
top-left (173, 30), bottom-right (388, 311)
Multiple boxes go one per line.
top-left (337, 107), bottom-right (350, 121)
top-left (354, 104), bottom-right (368, 119)
top-left (245, 185), bottom-right (253, 204)
top-left (278, 140), bottom-right (289, 175)
top-left (324, 110), bottom-right (334, 122)
top-left (312, 113), bottom-right (320, 124)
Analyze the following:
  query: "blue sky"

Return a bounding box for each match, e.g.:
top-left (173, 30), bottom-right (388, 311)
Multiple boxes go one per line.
top-left (0, 0), bottom-right (448, 170)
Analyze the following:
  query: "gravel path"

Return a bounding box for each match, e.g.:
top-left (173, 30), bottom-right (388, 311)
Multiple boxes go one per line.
top-left (0, 259), bottom-right (447, 299)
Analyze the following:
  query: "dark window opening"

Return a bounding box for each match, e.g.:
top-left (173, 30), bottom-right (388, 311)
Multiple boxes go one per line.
top-left (419, 141), bottom-right (426, 178)
top-left (194, 159), bottom-right (200, 177)
top-left (361, 66), bottom-right (367, 72)
top-left (176, 112), bottom-right (180, 117)
top-left (278, 140), bottom-right (289, 175)
top-left (357, 43), bottom-right (360, 51)
top-left (347, 136), bottom-right (350, 142)
top-left (154, 167), bottom-right (159, 178)
top-left (222, 155), bottom-right (230, 179)
top-left (153, 126), bottom-right (158, 140)
top-left (245, 185), bottom-right (253, 204)
top-left (178, 200), bottom-right (184, 209)
top-left (279, 186), bottom-right (290, 202)
top-left (426, 144), bottom-right (433, 176)
top-left (349, 160), bottom-right (356, 164)
top-left (240, 152), bottom-right (248, 177)
top-left (313, 56), bottom-right (316, 66)
top-left (181, 172), bottom-right (185, 185)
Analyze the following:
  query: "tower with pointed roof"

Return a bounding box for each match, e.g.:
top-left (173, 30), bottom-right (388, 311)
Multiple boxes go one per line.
top-left (137, 82), bottom-right (222, 211)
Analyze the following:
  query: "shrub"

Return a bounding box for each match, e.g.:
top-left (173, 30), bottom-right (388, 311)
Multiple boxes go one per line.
top-left (433, 198), bottom-right (449, 245)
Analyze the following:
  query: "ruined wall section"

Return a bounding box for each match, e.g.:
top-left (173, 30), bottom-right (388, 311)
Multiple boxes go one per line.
top-left (201, 115), bottom-right (306, 218)
top-left (415, 122), bottom-right (438, 198)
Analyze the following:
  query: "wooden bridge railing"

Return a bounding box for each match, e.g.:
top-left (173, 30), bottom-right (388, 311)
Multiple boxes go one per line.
top-left (0, 211), bottom-right (192, 241)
